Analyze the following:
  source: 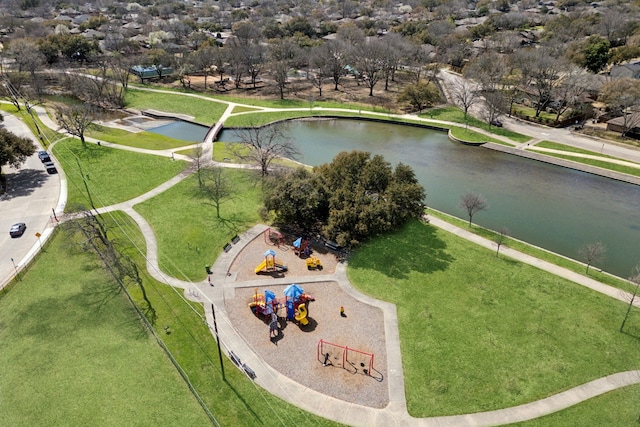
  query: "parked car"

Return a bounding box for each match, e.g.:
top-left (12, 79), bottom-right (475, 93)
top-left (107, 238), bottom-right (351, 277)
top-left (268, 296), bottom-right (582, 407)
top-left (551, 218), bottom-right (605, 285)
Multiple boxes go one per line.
top-left (43, 161), bottom-right (57, 174)
top-left (490, 120), bottom-right (503, 127)
top-left (10, 223), bottom-right (26, 238)
top-left (38, 151), bottom-right (50, 162)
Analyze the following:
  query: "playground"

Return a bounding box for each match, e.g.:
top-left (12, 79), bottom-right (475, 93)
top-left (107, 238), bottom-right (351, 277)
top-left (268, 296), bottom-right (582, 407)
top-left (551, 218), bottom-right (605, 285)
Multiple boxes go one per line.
top-left (224, 230), bottom-right (389, 408)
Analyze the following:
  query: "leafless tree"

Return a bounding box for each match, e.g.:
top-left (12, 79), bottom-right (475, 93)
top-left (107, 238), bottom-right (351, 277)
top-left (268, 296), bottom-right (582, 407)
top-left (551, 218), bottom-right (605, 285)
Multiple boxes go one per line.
top-left (269, 38), bottom-right (299, 100)
top-left (451, 79), bottom-right (479, 120)
top-left (620, 263), bottom-right (640, 332)
top-left (494, 227), bottom-right (510, 256)
top-left (459, 191), bottom-right (488, 227)
top-left (192, 45), bottom-right (217, 90)
top-left (600, 78), bottom-right (640, 138)
top-left (232, 122), bottom-right (299, 177)
top-left (578, 242), bottom-right (607, 274)
top-left (312, 40), bottom-right (348, 91)
top-left (354, 38), bottom-right (387, 96)
top-left (55, 104), bottom-right (99, 148)
top-left (516, 46), bottom-right (563, 118)
top-left (481, 90), bottom-right (508, 127)
top-left (201, 166), bottom-right (234, 218)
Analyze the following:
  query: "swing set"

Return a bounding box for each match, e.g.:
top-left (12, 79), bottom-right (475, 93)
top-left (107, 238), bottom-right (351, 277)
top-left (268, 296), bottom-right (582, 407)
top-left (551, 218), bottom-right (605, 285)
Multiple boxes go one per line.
top-left (317, 339), bottom-right (376, 377)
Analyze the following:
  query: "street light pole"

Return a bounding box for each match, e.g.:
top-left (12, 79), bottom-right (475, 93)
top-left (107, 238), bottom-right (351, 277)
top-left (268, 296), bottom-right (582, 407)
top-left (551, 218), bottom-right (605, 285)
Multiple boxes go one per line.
top-left (10, 258), bottom-right (19, 281)
top-left (211, 303), bottom-right (225, 381)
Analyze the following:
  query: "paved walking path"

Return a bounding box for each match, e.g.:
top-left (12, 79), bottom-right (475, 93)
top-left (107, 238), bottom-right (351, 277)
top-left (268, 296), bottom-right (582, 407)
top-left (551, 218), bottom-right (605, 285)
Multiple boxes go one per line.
top-left (6, 96), bottom-right (640, 426)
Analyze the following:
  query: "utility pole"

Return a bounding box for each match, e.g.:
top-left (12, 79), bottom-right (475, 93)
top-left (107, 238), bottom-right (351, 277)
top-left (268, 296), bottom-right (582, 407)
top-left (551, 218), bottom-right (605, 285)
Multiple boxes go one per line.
top-left (211, 303), bottom-right (225, 380)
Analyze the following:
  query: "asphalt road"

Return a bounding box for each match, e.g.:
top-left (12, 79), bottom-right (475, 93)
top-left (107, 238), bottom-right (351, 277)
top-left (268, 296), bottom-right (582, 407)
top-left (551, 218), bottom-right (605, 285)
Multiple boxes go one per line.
top-left (0, 112), bottom-right (61, 288)
top-left (437, 69), bottom-right (640, 163)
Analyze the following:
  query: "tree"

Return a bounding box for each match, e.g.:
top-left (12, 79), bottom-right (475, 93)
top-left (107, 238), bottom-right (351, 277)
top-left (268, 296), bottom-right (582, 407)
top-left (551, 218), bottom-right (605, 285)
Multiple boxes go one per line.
top-left (316, 151), bottom-right (425, 247)
top-left (494, 227), bottom-right (510, 256)
top-left (7, 38), bottom-right (45, 79)
top-left (576, 35), bottom-right (611, 74)
top-left (232, 123), bottom-right (299, 177)
top-left (517, 46), bottom-right (563, 118)
top-left (578, 242), bottom-right (606, 274)
top-left (0, 128), bottom-right (36, 170)
top-left (269, 38), bottom-right (299, 99)
top-left (459, 191), bottom-right (488, 226)
top-left (192, 45), bottom-right (217, 89)
top-left (451, 79), bottom-right (479, 120)
top-left (480, 90), bottom-right (508, 127)
top-left (264, 167), bottom-right (326, 231)
top-left (620, 264), bottom-right (640, 332)
top-left (55, 104), bottom-right (98, 148)
top-left (312, 40), bottom-right (348, 91)
top-left (354, 38), bottom-right (386, 96)
top-left (397, 81), bottom-right (441, 112)
top-left (600, 78), bottom-right (640, 138)
top-left (201, 167), bottom-right (234, 218)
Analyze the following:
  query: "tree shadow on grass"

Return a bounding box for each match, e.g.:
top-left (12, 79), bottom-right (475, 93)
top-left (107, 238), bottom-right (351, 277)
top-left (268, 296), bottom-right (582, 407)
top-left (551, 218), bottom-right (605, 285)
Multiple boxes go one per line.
top-left (350, 221), bottom-right (455, 280)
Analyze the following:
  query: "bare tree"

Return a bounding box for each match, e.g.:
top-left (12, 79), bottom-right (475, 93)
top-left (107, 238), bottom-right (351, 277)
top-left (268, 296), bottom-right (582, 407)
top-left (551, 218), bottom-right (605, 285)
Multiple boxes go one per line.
top-left (494, 227), bottom-right (510, 256)
top-left (269, 38), bottom-right (299, 100)
top-left (516, 46), bottom-right (563, 118)
top-left (451, 79), bottom-right (479, 120)
top-left (578, 242), bottom-right (606, 274)
top-left (201, 167), bottom-right (234, 218)
top-left (459, 191), bottom-right (488, 227)
top-left (481, 90), bottom-right (508, 127)
top-left (600, 78), bottom-right (640, 138)
top-left (55, 104), bottom-right (98, 148)
top-left (620, 263), bottom-right (640, 332)
top-left (354, 38), bottom-right (387, 96)
top-left (232, 123), bottom-right (299, 177)
top-left (313, 40), bottom-right (348, 91)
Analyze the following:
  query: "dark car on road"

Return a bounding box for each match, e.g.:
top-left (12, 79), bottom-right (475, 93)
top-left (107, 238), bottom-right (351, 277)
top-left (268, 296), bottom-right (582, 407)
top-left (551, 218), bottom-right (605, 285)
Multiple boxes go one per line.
top-left (38, 151), bottom-right (51, 162)
top-left (10, 223), bottom-right (26, 238)
top-left (490, 120), bottom-right (503, 127)
top-left (43, 160), bottom-right (57, 174)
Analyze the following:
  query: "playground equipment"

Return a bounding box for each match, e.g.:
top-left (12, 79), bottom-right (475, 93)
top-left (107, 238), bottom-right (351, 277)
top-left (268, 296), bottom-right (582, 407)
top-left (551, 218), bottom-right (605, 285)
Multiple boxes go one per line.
top-left (317, 339), bottom-right (377, 378)
top-left (294, 303), bottom-right (309, 325)
top-left (305, 255), bottom-right (323, 270)
top-left (283, 283), bottom-right (314, 326)
top-left (264, 227), bottom-right (285, 248)
top-left (255, 249), bottom-right (288, 274)
top-left (248, 289), bottom-right (281, 318)
top-left (292, 237), bottom-right (310, 257)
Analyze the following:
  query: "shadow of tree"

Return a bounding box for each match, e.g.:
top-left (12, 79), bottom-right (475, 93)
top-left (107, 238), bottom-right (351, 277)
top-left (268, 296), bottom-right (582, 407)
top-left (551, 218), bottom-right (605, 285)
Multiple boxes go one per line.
top-left (349, 221), bottom-right (454, 280)
top-left (2, 168), bottom-right (51, 200)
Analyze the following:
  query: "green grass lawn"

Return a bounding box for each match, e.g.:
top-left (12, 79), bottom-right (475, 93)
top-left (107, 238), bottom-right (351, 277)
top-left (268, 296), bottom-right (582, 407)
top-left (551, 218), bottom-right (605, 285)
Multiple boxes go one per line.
top-left (531, 151), bottom-right (640, 178)
top-left (449, 126), bottom-right (504, 144)
top-left (134, 168), bottom-right (264, 281)
top-left (513, 383), bottom-right (640, 426)
top-left (124, 88), bottom-right (228, 124)
top-left (87, 124), bottom-right (196, 150)
top-left (347, 220), bottom-right (640, 417)
top-left (0, 225), bottom-right (212, 426)
top-left (0, 103), bottom-right (64, 149)
top-left (53, 138), bottom-right (187, 212)
top-left (427, 209), bottom-right (637, 294)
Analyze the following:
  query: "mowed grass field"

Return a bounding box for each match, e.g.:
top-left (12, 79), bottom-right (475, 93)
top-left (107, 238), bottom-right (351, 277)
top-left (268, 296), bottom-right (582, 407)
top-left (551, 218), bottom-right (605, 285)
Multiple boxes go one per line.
top-left (53, 138), bottom-right (187, 211)
top-left (0, 225), bottom-right (211, 426)
top-left (347, 220), bottom-right (640, 417)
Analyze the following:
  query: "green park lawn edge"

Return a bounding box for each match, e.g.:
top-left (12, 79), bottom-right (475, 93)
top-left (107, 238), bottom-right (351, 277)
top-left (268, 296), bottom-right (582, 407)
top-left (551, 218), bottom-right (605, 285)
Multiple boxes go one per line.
top-left (529, 150), bottom-right (640, 178)
top-left (124, 88), bottom-right (228, 124)
top-left (347, 220), bottom-right (640, 417)
top-left (513, 383), bottom-right (640, 426)
top-left (427, 209), bottom-right (637, 294)
top-left (0, 103), bottom-right (64, 149)
top-left (52, 138), bottom-right (188, 212)
top-left (0, 223), bottom-right (212, 426)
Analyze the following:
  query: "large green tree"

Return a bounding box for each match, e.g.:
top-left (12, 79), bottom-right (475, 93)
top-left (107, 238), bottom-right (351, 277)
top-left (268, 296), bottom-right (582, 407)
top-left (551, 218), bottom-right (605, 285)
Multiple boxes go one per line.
top-left (0, 128), bottom-right (36, 170)
top-left (265, 151), bottom-right (425, 247)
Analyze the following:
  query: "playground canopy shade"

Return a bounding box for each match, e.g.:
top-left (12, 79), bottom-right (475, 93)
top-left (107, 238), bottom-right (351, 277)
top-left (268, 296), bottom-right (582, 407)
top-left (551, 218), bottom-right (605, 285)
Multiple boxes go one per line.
top-left (264, 249), bottom-right (276, 257)
top-left (283, 284), bottom-right (304, 300)
top-left (293, 237), bottom-right (302, 248)
top-left (265, 290), bottom-right (276, 303)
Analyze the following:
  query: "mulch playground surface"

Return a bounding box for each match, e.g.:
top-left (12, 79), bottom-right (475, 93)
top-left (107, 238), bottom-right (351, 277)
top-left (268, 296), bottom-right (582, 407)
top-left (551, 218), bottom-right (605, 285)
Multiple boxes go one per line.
top-left (225, 231), bottom-right (390, 408)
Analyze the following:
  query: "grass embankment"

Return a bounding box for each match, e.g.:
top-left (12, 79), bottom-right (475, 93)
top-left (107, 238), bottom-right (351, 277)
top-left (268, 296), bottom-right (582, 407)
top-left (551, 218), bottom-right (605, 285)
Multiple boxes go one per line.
top-left (530, 141), bottom-right (640, 178)
top-left (427, 209), bottom-right (636, 294)
top-left (134, 168), bottom-right (263, 281)
top-left (87, 124), bottom-right (194, 150)
top-left (53, 138), bottom-right (187, 211)
top-left (348, 220), bottom-right (640, 417)
top-left (0, 103), bottom-right (64, 149)
top-left (124, 88), bottom-right (228, 124)
top-left (419, 107), bottom-right (530, 144)
top-left (0, 223), bottom-right (211, 426)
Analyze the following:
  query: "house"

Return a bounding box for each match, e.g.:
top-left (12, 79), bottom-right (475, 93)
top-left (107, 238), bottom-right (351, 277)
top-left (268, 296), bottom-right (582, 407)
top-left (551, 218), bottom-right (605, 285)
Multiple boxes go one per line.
top-left (606, 112), bottom-right (640, 138)
top-left (609, 60), bottom-right (640, 79)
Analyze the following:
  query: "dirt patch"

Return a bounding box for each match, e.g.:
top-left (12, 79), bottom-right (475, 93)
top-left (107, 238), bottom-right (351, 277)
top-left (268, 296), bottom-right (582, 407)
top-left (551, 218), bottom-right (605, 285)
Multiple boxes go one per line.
top-left (225, 229), bottom-right (390, 408)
